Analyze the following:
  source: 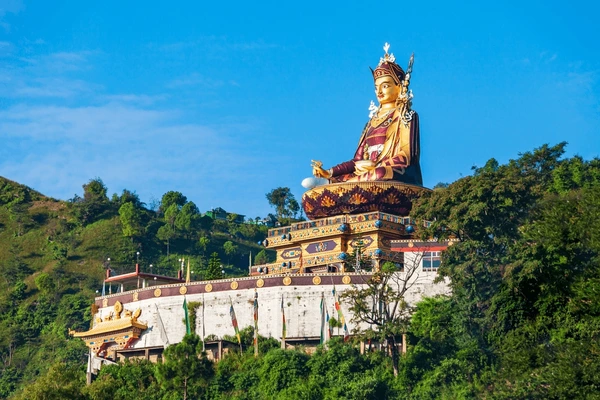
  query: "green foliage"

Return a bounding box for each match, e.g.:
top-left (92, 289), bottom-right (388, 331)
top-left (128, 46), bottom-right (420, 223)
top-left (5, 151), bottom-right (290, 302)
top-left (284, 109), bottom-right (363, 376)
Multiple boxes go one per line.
top-left (34, 273), bottom-right (55, 296)
top-left (253, 249), bottom-right (272, 265)
top-left (406, 143), bottom-right (600, 398)
top-left (3, 144), bottom-right (600, 398)
top-left (187, 301), bottom-right (202, 333)
top-left (176, 201), bottom-right (200, 233)
top-left (198, 235), bottom-right (210, 253)
top-left (205, 252), bottom-right (223, 280)
top-left (156, 334), bottom-right (214, 399)
top-left (0, 175), bottom-right (270, 397)
top-left (85, 359), bottom-right (161, 400)
top-left (265, 187), bottom-right (300, 220)
top-left (160, 191), bottom-right (187, 213)
top-left (118, 201), bottom-right (143, 239)
top-left (257, 349), bottom-right (309, 397)
top-left (71, 178), bottom-right (111, 226)
top-left (10, 362), bottom-right (86, 400)
top-left (223, 241), bottom-right (237, 264)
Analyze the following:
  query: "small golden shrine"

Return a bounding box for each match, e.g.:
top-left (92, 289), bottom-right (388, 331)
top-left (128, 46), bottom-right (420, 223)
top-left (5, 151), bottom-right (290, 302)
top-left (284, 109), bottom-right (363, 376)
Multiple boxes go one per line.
top-left (72, 301), bottom-right (147, 359)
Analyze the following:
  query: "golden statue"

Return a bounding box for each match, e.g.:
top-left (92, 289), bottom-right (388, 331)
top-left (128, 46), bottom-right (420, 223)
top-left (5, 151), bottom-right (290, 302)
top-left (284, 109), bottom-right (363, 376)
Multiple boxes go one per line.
top-left (311, 43), bottom-right (422, 186)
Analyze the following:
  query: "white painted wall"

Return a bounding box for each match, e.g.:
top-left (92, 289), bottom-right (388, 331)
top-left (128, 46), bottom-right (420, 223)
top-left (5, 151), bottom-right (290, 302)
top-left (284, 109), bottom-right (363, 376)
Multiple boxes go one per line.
top-left (96, 270), bottom-right (449, 349)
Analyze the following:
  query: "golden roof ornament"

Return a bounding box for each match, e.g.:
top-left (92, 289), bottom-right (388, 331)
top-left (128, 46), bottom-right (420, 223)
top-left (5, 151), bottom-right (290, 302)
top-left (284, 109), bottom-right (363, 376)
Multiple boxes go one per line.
top-left (72, 303), bottom-right (147, 357)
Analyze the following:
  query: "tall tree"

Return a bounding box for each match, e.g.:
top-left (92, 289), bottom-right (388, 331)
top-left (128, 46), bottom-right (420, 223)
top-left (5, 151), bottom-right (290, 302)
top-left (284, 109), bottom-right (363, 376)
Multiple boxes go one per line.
top-left (73, 178), bottom-right (110, 225)
top-left (254, 249), bottom-right (271, 265)
top-left (198, 235), bottom-right (210, 255)
top-left (160, 191), bottom-right (187, 214)
top-left (117, 189), bottom-right (145, 209)
top-left (223, 241), bottom-right (237, 264)
top-left (342, 256), bottom-right (423, 377)
top-left (155, 334), bottom-right (213, 400)
top-left (205, 252), bottom-right (223, 280)
top-left (266, 187), bottom-right (300, 220)
top-left (175, 201), bottom-right (200, 236)
top-left (404, 143), bottom-right (600, 397)
top-left (119, 201), bottom-right (143, 241)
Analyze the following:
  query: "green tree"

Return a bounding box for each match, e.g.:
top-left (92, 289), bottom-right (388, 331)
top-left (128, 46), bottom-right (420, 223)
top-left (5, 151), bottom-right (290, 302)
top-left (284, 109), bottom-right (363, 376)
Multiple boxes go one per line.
top-left (156, 334), bottom-right (213, 400)
top-left (205, 252), bottom-right (223, 280)
top-left (119, 201), bottom-right (144, 240)
top-left (342, 259), bottom-right (421, 377)
top-left (85, 359), bottom-right (161, 400)
top-left (405, 143), bottom-right (600, 397)
top-left (266, 187), bottom-right (300, 220)
top-left (72, 177), bottom-right (111, 225)
top-left (175, 201), bottom-right (200, 236)
top-left (117, 189), bottom-right (144, 209)
top-left (223, 241), bottom-right (237, 264)
top-left (226, 213), bottom-right (239, 224)
top-left (34, 273), bottom-right (55, 297)
top-left (198, 235), bottom-right (210, 255)
top-left (254, 249), bottom-right (271, 265)
top-left (160, 191), bottom-right (187, 213)
top-left (10, 362), bottom-right (86, 400)
top-left (256, 349), bottom-right (310, 398)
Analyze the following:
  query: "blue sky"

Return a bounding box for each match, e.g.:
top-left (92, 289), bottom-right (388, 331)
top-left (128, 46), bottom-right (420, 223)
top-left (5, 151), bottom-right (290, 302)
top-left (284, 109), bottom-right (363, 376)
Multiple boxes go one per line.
top-left (0, 0), bottom-right (598, 218)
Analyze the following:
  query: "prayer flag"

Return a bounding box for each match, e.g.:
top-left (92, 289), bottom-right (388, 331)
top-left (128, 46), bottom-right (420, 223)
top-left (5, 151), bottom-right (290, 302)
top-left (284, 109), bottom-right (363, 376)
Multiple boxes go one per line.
top-left (281, 295), bottom-right (286, 340)
top-left (230, 300), bottom-right (241, 345)
top-left (320, 293), bottom-right (326, 344)
top-left (183, 297), bottom-right (191, 335)
top-left (326, 307), bottom-right (333, 339)
top-left (333, 286), bottom-right (350, 341)
top-left (253, 290), bottom-right (259, 357)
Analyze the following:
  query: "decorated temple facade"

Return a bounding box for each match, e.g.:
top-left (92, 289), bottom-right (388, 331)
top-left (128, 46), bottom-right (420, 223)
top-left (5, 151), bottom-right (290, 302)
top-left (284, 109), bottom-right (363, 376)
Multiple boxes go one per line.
top-left (253, 211), bottom-right (415, 275)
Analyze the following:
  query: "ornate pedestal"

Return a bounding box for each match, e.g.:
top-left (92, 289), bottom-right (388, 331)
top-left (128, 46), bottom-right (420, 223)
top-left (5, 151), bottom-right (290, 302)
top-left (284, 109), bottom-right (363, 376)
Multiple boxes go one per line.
top-left (253, 182), bottom-right (430, 275)
top-left (302, 181), bottom-right (429, 220)
top-left (252, 211), bottom-right (416, 275)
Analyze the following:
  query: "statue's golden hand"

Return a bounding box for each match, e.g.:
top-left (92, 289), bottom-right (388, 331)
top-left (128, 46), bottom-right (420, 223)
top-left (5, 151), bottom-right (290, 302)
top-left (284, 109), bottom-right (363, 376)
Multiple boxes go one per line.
top-left (311, 160), bottom-right (332, 179)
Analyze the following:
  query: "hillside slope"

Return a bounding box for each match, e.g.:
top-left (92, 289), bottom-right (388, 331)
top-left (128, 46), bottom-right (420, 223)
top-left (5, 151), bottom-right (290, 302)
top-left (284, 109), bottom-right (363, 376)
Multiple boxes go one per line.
top-left (0, 176), bottom-right (274, 397)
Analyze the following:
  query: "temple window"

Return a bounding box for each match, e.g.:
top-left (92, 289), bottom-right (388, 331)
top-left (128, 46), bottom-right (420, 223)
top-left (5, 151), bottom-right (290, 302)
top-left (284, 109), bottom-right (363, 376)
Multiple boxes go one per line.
top-left (422, 251), bottom-right (441, 271)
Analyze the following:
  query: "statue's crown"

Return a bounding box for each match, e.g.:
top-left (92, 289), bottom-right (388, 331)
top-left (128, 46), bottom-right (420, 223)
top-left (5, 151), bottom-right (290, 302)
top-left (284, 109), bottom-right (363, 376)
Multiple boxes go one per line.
top-left (371, 42), bottom-right (405, 84)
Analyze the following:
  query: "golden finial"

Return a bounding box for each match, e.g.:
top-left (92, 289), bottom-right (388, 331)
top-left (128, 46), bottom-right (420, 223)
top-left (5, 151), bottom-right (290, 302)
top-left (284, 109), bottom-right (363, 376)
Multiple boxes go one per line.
top-left (379, 42), bottom-right (396, 66)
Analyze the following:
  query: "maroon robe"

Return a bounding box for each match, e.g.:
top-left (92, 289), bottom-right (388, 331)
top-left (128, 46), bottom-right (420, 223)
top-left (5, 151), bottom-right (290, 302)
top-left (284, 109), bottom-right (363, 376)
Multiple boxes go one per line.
top-left (330, 109), bottom-right (422, 186)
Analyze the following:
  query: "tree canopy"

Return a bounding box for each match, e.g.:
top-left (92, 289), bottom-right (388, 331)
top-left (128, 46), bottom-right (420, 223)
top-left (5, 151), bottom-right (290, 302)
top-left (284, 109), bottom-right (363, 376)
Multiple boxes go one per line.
top-left (265, 187), bottom-right (300, 221)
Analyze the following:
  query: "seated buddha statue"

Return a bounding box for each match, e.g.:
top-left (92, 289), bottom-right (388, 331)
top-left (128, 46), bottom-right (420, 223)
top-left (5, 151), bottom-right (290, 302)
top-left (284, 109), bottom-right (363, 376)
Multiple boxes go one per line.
top-left (311, 43), bottom-right (422, 186)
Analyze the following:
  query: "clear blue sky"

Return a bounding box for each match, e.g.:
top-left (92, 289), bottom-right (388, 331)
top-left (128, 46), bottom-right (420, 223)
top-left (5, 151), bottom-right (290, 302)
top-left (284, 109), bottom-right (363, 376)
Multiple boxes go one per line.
top-left (1, 0), bottom-right (598, 218)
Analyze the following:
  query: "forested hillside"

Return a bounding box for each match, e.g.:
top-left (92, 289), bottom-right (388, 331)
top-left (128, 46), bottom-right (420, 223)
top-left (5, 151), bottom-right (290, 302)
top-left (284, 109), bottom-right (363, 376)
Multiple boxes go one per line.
top-left (2, 142), bottom-right (600, 399)
top-left (0, 177), bottom-right (275, 398)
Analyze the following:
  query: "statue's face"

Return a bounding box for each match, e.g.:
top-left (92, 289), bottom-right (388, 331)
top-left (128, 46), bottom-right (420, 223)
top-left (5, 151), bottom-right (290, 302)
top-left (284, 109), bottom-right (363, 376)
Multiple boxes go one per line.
top-left (374, 76), bottom-right (400, 106)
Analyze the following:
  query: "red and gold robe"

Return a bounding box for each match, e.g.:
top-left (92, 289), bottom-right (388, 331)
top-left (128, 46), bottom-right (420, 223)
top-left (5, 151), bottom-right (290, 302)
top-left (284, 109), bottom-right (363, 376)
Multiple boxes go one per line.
top-left (330, 107), bottom-right (422, 185)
